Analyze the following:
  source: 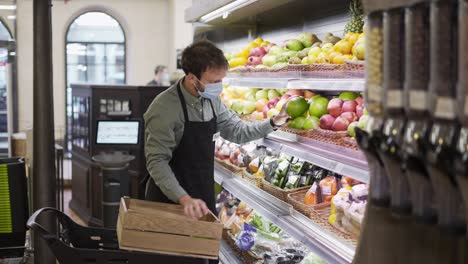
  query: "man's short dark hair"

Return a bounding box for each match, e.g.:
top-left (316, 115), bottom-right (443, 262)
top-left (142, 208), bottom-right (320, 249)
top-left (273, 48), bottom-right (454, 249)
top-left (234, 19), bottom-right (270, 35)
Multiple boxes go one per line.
top-left (154, 65), bottom-right (166, 75)
top-left (181, 40), bottom-right (228, 79)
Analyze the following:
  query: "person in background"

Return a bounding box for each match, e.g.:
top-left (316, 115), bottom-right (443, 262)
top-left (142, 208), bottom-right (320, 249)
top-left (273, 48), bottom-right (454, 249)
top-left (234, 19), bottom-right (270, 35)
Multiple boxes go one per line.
top-left (147, 65), bottom-right (170, 86)
top-left (143, 40), bottom-right (291, 264)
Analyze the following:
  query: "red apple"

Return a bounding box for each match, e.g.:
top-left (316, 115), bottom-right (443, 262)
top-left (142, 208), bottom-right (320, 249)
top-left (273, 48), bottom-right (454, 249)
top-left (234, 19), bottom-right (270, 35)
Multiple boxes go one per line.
top-left (342, 100), bottom-right (357, 113)
top-left (331, 116), bottom-right (350, 131)
top-left (327, 98), bottom-right (343, 117)
top-left (356, 104), bottom-right (364, 118)
top-left (355, 96), bottom-right (364, 105)
top-left (319, 114), bottom-right (336, 130)
top-left (267, 97), bottom-right (280, 109)
top-left (340, 112), bottom-right (358, 123)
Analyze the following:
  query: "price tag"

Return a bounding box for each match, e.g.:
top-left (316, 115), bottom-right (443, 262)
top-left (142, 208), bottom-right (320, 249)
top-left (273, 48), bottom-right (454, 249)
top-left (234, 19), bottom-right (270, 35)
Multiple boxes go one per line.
top-left (435, 97), bottom-right (456, 119)
top-left (387, 90), bottom-right (403, 108)
top-left (335, 163), bottom-right (345, 173)
top-left (409, 90), bottom-right (427, 110)
top-left (269, 130), bottom-right (298, 142)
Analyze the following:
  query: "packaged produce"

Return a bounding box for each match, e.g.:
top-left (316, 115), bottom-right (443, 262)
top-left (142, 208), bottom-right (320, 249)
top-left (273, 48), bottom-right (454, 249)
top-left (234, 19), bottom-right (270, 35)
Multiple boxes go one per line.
top-left (263, 248), bottom-right (307, 264)
top-left (249, 157), bottom-right (262, 173)
top-left (301, 252), bottom-right (327, 264)
top-left (319, 176), bottom-right (338, 202)
top-left (304, 182), bottom-right (320, 205)
top-left (262, 156), bottom-right (280, 182)
top-left (327, 184), bottom-right (369, 237)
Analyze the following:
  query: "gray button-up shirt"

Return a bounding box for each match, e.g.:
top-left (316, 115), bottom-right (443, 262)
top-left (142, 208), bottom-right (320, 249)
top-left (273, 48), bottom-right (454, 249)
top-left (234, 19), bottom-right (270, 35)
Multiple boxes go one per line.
top-left (144, 79), bottom-right (274, 202)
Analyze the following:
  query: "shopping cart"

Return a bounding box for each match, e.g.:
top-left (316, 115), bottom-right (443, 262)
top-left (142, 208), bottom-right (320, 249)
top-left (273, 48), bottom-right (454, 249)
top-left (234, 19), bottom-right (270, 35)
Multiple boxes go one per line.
top-left (27, 207), bottom-right (197, 264)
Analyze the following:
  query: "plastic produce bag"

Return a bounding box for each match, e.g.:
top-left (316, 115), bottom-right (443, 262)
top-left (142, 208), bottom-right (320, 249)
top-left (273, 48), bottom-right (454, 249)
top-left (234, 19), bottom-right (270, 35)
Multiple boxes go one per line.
top-left (300, 252), bottom-right (327, 264)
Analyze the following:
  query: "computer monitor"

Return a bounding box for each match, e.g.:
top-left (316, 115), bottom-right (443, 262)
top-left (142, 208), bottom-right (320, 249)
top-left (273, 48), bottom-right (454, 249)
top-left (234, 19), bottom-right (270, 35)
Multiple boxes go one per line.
top-left (96, 120), bottom-right (141, 145)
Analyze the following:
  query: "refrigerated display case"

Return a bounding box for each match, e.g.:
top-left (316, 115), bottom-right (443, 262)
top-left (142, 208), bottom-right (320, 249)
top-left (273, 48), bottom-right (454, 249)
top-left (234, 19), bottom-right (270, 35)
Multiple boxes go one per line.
top-left (186, 0), bottom-right (367, 262)
top-left (186, 0), bottom-right (468, 263)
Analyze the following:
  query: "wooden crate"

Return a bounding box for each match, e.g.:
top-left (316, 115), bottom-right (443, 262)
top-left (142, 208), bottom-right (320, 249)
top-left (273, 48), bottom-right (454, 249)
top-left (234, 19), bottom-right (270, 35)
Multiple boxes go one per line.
top-left (117, 197), bottom-right (223, 260)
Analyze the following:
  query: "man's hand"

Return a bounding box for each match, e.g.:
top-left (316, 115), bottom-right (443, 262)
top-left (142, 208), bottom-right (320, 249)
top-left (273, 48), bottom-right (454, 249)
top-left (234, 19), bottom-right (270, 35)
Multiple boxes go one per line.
top-left (272, 95), bottom-right (298, 127)
top-left (178, 195), bottom-right (210, 220)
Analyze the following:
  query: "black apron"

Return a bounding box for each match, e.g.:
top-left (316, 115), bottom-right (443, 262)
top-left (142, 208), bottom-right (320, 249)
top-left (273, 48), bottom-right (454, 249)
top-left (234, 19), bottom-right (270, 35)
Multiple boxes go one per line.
top-left (145, 83), bottom-right (218, 264)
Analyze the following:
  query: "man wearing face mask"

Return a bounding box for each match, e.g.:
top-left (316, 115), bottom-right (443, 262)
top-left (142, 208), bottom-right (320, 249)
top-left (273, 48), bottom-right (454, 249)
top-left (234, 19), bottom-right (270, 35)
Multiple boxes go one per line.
top-left (143, 41), bottom-right (289, 261)
top-left (147, 65), bottom-right (170, 86)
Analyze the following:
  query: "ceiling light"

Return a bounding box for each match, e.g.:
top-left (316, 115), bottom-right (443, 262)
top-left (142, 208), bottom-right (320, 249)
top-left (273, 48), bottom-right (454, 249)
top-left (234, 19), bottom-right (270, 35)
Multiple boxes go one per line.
top-left (0, 5), bottom-right (16, 10)
top-left (199, 0), bottom-right (257, 23)
top-left (7, 16), bottom-right (15, 20)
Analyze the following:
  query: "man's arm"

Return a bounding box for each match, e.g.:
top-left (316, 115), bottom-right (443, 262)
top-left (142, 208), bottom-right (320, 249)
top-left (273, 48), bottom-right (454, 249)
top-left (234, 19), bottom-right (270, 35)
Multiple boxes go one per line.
top-left (144, 108), bottom-right (187, 203)
top-left (215, 100), bottom-right (275, 144)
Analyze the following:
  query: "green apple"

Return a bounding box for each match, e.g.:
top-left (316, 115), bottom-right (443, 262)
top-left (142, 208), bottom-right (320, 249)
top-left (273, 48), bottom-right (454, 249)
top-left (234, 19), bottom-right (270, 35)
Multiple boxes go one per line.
top-left (348, 121), bottom-right (358, 137)
top-left (245, 91), bottom-right (257, 101)
top-left (267, 108), bottom-right (280, 118)
top-left (290, 117), bottom-right (306, 129)
top-left (303, 116), bottom-right (319, 130)
top-left (255, 90), bottom-right (269, 100)
top-left (262, 55), bottom-right (277, 66)
top-left (308, 47), bottom-right (321, 57)
top-left (286, 39), bottom-right (305, 51)
top-left (268, 89), bottom-right (281, 100)
top-left (242, 101), bottom-right (256, 115)
top-left (358, 115), bottom-right (369, 130)
top-left (321, 43), bottom-right (334, 53)
top-left (276, 98), bottom-right (288, 111)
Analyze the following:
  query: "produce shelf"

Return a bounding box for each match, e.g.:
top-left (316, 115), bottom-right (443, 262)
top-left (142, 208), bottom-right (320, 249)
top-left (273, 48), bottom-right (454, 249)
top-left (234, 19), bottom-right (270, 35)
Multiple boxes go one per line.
top-left (224, 77), bottom-right (290, 89)
top-left (224, 76), bottom-right (365, 92)
top-left (287, 78), bottom-right (365, 92)
top-left (219, 240), bottom-right (243, 264)
top-left (214, 163), bottom-right (355, 264)
top-left (257, 131), bottom-right (369, 184)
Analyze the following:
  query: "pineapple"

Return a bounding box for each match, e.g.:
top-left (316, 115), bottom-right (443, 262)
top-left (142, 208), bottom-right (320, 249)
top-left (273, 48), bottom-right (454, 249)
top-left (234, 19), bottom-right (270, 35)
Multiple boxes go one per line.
top-left (344, 0), bottom-right (364, 34)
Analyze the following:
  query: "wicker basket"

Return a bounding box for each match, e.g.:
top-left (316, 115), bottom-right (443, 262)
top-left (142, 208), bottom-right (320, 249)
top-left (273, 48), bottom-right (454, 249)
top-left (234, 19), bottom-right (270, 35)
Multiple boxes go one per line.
top-left (279, 126), bottom-right (312, 137)
top-left (309, 203), bottom-right (358, 246)
top-left (305, 127), bottom-right (348, 145)
top-left (222, 229), bottom-right (263, 264)
top-left (260, 179), bottom-right (310, 202)
top-left (242, 169), bottom-right (263, 188)
top-left (302, 63), bottom-right (346, 78)
top-left (287, 188), bottom-right (317, 216)
top-left (342, 137), bottom-right (359, 151)
top-left (215, 157), bottom-right (243, 174)
top-left (343, 60), bottom-right (365, 78)
top-left (287, 64), bottom-right (309, 72)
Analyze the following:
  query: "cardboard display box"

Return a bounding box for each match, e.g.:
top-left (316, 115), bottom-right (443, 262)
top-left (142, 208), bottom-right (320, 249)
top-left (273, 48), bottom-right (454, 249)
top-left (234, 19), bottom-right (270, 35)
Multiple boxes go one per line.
top-left (117, 197), bottom-right (223, 260)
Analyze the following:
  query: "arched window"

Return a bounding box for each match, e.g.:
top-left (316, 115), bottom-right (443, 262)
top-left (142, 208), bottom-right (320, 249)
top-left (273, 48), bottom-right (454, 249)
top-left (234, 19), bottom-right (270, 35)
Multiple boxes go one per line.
top-left (65, 12), bottom-right (125, 152)
top-left (66, 11), bottom-right (126, 86)
top-left (0, 19), bottom-right (13, 157)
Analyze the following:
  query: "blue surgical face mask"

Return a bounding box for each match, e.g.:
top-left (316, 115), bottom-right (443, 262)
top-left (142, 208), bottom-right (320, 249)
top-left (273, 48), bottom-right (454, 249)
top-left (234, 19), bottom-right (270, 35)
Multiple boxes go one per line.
top-left (194, 78), bottom-right (223, 100)
top-left (161, 73), bottom-right (170, 86)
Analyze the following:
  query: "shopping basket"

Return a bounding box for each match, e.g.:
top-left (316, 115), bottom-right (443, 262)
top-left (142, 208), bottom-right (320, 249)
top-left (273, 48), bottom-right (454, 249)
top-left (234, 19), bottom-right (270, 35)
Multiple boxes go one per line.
top-left (27, 207), bottom-right (198, 264)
